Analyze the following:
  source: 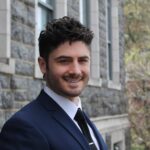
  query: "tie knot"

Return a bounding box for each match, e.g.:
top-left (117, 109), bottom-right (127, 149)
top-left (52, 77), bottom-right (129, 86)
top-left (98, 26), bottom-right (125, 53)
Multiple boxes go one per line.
top-left (74, 108), bottom-right (85, 122)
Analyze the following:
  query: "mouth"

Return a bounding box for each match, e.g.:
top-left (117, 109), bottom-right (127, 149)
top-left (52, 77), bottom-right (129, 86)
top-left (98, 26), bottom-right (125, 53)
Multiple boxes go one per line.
top-left (63, 76), bottom-right (83, 83)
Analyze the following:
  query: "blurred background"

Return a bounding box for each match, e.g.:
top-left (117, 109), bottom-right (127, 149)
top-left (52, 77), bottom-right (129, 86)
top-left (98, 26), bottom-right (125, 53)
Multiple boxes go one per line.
top-left (124, 0), bottom-right (150, 150)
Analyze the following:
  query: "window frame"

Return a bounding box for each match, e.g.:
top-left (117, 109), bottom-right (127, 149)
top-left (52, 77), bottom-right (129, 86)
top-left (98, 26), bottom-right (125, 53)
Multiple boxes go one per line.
top-left (106, 0), bottom-right (121, 90)
top-left (88, 0), bottom-right (102, 87)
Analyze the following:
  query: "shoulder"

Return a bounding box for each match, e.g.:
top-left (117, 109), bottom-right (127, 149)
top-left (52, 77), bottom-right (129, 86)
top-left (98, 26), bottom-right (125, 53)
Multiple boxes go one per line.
top-left (0, 90), bottom-right (52, 149)
top-left (0, 113), bottom-right (49, 150)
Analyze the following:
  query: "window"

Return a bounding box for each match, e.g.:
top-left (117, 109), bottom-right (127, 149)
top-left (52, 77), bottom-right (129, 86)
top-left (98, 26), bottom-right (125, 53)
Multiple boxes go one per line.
top-left (106, 0), bottom-right (121, 90)
top-left (0, 0), bottom-right (15, 74)
top-left (79, 0), bottom-right (89, 26)
top-left (37, 0), bottom-right (54, 36)
top-left (35, 0), bottom-right (67, 78)
top-left (106, 0), bottom-right (113, 80)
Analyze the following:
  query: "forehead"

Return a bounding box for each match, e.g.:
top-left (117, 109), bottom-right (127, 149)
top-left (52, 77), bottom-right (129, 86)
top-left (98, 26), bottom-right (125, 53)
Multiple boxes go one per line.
top-left (49, 41), bottom-right (90, 58)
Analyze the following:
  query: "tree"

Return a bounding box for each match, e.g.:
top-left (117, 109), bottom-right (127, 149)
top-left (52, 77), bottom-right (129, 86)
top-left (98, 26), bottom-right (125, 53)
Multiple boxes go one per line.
top-left (124, 0), bottom-right (150, 150)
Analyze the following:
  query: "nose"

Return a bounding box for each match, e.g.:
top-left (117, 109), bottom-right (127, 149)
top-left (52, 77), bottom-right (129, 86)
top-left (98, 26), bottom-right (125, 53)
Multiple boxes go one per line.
top-left (69, 61), bottom-right (81, 75)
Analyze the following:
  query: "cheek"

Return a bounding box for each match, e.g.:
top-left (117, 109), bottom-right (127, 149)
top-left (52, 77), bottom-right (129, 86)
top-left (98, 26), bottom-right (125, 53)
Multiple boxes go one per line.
top-left (48, 66), bottom-right (67, 77)
top-left (83, 66), bottom-right (90, 74)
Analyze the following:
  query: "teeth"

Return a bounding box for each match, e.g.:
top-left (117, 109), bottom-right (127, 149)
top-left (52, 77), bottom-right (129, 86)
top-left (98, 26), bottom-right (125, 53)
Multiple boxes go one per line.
top-left (64, 77), bottom-right (82, 83)
top-left (67, 79), bottom-right (81, 83)
top-left (69, 80), bottom-right (79, 83)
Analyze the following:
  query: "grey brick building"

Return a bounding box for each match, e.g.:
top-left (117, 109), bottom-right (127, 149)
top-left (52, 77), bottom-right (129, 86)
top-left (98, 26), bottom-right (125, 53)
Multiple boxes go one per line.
top-left (0, 0), bottom-right (130, 149)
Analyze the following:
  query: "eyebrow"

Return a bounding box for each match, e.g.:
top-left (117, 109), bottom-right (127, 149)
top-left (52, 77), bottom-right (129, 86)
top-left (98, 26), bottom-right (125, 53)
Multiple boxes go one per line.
top-left (54, 55), bottom-right (90, 60)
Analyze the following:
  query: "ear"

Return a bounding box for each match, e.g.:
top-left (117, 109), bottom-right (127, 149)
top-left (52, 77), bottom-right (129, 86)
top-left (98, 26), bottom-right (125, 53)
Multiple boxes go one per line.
top-left (38, 57), bottom-right (46, 74)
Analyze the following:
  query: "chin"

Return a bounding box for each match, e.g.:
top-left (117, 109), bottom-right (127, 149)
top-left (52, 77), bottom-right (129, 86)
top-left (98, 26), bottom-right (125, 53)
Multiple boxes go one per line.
top-left (66, 90), bottom-right (82, 97)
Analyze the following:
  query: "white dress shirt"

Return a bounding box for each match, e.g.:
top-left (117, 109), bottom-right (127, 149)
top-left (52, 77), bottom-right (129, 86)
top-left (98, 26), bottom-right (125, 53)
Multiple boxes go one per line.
top-left (44, 86), bottom-right (100, 150)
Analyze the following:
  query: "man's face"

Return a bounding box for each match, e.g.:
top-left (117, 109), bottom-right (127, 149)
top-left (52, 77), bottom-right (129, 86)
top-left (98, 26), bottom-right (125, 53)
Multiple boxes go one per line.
top-left (39, 41), bottom-right (90, 101)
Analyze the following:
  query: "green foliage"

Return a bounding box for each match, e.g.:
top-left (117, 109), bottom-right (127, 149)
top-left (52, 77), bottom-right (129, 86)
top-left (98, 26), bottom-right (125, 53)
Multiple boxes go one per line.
top-left (124, 0), bottom-right (150, 52)
top-left (124, 0), bottom-right (150, 80)
top-left (124, 1), bottom-right (150, 150)
top-left (131, 145), bottom-right (144, 150)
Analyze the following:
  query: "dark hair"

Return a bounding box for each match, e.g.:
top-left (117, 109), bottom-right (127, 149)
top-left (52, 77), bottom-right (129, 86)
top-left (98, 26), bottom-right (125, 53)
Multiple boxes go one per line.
top-left (38, 16), bottom-right (94, 61)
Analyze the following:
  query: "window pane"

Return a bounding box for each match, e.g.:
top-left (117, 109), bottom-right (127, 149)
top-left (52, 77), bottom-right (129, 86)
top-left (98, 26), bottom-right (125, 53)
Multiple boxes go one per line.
top-left (80, 0), bottom-right (89, 26)
top-left (37, 6), bottom-right (53, 33)
top-left (38, 0), bottom-right (54, 33)
top-left (108, 43), bottom-right (113, 80)
top-left (107, 0), bottom-right (113, 80)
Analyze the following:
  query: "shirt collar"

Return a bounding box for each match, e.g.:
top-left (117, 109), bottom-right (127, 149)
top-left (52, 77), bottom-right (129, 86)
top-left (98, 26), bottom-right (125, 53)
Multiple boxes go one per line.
top-left (44, 86), bottom-right (82, 120)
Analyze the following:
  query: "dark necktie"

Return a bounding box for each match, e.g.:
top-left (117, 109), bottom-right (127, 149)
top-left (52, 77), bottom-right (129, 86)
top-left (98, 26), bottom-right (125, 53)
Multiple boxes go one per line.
top-left (74, 108), bottom-right (98, 150)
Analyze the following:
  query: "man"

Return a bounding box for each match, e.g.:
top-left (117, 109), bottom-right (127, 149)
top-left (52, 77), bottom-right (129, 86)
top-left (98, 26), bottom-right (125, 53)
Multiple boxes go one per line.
top-left (0, 16), bottom-right (107, 150)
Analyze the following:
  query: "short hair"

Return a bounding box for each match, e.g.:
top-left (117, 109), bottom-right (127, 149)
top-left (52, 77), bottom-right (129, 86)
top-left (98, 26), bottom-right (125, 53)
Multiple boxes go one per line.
top-left (38, 16), bottom-right (94, 61)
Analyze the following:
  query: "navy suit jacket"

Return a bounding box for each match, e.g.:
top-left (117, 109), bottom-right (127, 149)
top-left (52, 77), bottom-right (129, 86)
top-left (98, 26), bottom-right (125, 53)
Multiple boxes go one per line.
top-left (0, 90), bottom-right (108, 150)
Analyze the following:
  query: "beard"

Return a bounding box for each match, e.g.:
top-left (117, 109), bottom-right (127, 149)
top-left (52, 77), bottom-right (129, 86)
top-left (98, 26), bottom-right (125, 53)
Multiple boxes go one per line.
top-left (45, 70), bottom-right (89, 100)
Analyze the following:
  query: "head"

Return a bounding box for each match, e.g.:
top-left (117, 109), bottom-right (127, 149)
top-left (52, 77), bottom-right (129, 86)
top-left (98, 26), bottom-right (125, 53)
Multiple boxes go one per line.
top-left (38, 16), bottom-right (94, 101)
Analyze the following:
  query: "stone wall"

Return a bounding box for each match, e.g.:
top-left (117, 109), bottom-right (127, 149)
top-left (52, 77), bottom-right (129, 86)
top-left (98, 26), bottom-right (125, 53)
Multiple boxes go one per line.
top-left (0, 0), bottom-right (42, 127)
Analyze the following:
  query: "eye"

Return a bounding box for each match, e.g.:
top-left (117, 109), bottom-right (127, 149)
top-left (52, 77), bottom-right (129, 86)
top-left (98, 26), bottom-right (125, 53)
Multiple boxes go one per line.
top-left (79, 58), bottom-right (89, 64)
top-left (57, 59), bottom-right (71, 64)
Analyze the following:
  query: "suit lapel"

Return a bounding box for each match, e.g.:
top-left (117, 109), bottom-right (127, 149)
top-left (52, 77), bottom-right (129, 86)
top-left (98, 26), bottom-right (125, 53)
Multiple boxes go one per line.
top-left (37, 90), bottom-right (90, 150)
top-left (52, 110), bottom-right (90, 150)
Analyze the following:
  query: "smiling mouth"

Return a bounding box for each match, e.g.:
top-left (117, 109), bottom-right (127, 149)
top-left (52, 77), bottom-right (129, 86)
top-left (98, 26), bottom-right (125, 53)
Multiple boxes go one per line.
top-left (65, 79), bottom-right (82, 83)
top-left (63, 77), bottom-right (83, 83)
